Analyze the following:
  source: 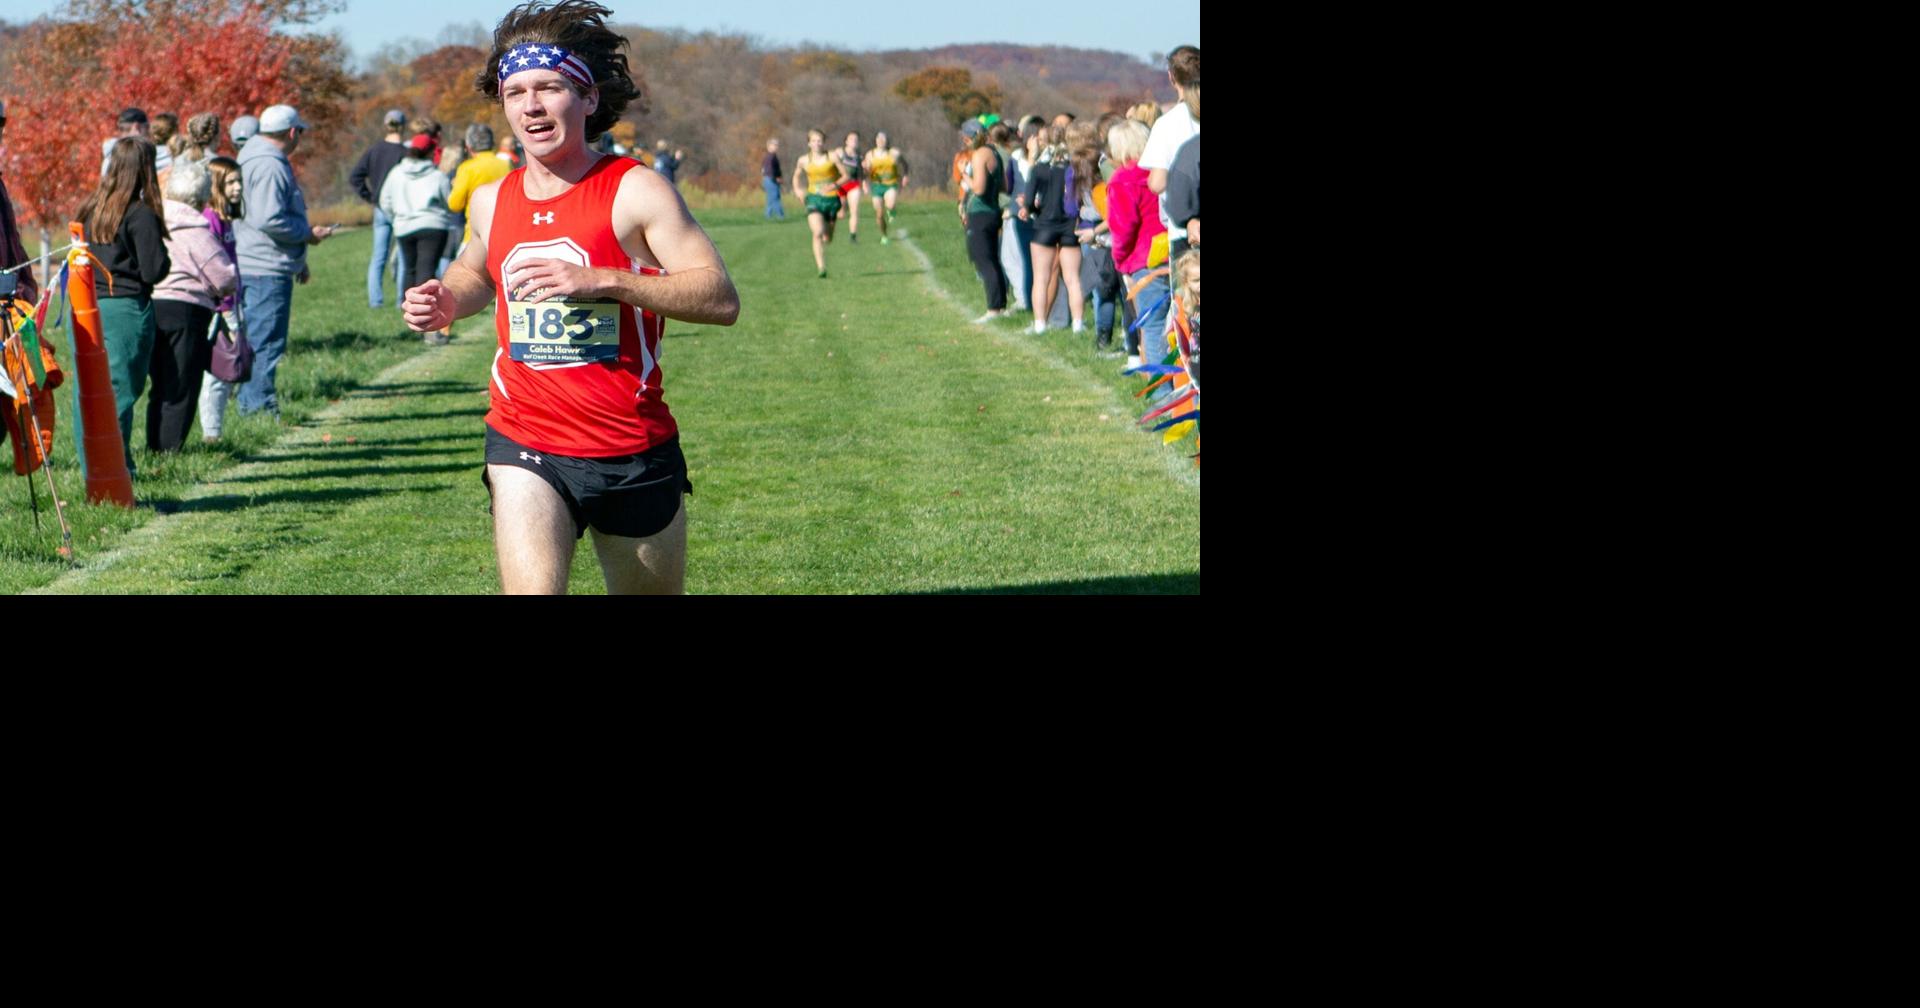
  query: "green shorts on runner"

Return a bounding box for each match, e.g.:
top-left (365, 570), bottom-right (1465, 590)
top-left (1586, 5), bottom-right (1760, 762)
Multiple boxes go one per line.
top-left (805, 193), bottom-right (842, 220)
top-left (869, 183), bottom-right (897, 199)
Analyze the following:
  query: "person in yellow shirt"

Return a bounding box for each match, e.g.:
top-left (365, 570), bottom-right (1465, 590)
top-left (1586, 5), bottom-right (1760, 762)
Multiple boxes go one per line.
top-left (431, 122), bottom-right (514, 344)
top-left (792, 128), bottom-right (849, 278)
top-left (862, 131), bottom-right (908, 245)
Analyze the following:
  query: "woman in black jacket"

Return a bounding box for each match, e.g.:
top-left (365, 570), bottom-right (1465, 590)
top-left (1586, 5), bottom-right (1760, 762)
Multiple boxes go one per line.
top-left (78, 137), bottom-right (171, 470)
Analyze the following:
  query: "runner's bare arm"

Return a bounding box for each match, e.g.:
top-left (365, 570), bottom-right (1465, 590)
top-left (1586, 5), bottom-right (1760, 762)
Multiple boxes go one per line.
top-left (403, 179), bottom-right (501, 332)
top-left (507, 166), bottom-right (739, 326)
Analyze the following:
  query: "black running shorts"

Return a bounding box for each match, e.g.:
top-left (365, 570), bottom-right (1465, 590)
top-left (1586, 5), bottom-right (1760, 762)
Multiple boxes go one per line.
top-left (483, 424), bottom-right (692, 540)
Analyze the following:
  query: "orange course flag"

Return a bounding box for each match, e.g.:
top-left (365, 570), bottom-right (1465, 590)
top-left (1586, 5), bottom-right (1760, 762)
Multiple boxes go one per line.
top-left (66, 222), bottom-right (135, 507)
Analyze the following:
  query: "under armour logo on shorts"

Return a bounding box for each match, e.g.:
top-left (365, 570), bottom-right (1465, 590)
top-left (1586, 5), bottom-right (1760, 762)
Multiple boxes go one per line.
top-left (520, 450), bottom-right (542, 464)
top-left (532, 211), bottom-right (555, 225)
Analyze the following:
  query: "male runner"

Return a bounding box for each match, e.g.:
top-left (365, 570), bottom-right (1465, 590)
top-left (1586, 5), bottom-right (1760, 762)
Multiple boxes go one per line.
top-left (792, 128), bottom-right (849, 278)
top-left (403, 0), bottom-right (740, 595)
top-left (862, 131), bottom-right (907, 245)
top-left (834, 131), bottom-right (863, 242)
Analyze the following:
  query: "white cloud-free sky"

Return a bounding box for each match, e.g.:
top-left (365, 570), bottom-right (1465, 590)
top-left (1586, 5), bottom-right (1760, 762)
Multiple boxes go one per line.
top-left (8, 1), bottom-right (1200, 70)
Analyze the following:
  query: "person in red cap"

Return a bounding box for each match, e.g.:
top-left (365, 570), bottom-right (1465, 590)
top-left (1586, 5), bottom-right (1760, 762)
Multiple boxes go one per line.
top-left (402, 0), bottom-right (738, 595)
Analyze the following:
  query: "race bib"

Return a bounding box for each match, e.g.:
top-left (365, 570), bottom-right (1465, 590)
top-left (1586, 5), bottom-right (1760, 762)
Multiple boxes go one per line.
top-left (507, 296), bottom-right (623, 364)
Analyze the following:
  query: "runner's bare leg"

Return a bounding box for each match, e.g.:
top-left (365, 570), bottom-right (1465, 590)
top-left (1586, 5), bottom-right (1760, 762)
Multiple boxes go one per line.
top-left (489, 464), bottom-right (576, 593)
top-left (590, 497), bottom-right (687, 594)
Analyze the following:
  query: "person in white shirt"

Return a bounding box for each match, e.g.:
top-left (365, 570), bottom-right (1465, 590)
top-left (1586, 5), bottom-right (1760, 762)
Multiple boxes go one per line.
top-left (1140, 45), bottom-right (1199, 264)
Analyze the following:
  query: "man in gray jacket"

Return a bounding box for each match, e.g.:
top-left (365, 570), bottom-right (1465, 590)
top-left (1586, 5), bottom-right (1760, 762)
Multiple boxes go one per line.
top-left (234, 103), bottom-right (333, 419)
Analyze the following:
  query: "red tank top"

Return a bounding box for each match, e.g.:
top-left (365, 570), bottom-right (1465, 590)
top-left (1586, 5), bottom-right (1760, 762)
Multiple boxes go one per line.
top-left (484, 155), bottom-right (674, 456)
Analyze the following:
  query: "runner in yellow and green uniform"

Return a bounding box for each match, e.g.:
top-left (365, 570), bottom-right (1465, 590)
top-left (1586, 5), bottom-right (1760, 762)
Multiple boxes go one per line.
top-left (792, 128), bottom-right (849, 277)
top-left (863, 131), bottom-right (908, 245)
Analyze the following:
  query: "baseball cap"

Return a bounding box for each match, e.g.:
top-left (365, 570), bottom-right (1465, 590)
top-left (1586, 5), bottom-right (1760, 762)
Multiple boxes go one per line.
top-left (959, 119), bottom-right (983, 139)
top-left (407, 133), bottom-right (434, 152)
top-left (383, 108), bottom-right (406, 127)
top-left (118, 107), bottom-right (148, 126)
top-left (229, 114), bottom-right (260, 145)
top-left (259, 104), bottom-right (310, 133)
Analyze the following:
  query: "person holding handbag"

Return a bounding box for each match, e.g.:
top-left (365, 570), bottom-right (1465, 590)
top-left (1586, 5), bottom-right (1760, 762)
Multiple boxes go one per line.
top-left (149, 160), bottom-right (236, 452)
top-left (198, 156), bottom-right (248, 443)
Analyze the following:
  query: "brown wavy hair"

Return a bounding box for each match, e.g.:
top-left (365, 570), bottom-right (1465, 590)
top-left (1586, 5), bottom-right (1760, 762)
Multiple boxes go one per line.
top-left (205, 156), bottom-right (243, 222)
top-left (77, 138), bottom-right (168, 245)
top-left (476, 0), bottom-right (643, 141)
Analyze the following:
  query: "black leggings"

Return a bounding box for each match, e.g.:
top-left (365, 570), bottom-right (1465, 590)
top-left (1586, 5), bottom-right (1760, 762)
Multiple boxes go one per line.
top-left (148, 298), bottom-right (213, 452)
top-left (400, 229), bottom-right (448, 291)
top-left (965, 211), bottom-right (1007, 311)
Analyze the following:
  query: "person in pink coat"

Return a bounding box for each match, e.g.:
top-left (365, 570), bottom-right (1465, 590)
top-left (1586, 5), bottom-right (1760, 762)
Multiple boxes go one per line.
top-left (1103, 119), bottom-right (1168, 369)
top-left (149, 159), bottom-right (237, 451)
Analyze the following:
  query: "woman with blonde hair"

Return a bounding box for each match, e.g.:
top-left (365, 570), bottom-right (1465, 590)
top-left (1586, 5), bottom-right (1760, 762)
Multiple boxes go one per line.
top-left (1017, 122), bottom-right (1086, 334)
top-left (1102, 118), bottom-right (1167, 368)
top-left (76, 137), bottom-right (172, 467)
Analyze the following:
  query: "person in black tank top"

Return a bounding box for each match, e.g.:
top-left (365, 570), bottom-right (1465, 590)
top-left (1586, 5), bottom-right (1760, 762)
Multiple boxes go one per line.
top-left (836, 132), bottom-right (863, 242)
top-left (958, 117), bottom-right (1011, 323)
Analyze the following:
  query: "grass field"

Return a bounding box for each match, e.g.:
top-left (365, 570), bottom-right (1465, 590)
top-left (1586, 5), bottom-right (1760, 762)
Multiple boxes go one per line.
top-left (4, 201), bottom-right (1198, 594)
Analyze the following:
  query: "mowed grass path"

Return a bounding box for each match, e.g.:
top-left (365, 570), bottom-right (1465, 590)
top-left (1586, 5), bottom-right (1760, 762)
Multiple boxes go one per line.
top-left (12, 202), bottom-right (1198, 593)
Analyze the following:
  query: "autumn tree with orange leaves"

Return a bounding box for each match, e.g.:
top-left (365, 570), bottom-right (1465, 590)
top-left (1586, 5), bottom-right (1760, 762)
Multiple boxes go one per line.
top-left (0, 0), bottom-right (351, 251)
top-left (893, 66), bottom-right (1003, 127)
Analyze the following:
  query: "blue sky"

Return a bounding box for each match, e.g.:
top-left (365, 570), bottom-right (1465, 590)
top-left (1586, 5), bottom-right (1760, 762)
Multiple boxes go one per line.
top-left (9, 1), bottom-right (1200, 70)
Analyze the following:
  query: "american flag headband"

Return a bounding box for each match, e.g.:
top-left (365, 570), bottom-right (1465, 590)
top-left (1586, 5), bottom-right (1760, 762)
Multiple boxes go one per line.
top-left (498, 43), bottom-right (595, 91)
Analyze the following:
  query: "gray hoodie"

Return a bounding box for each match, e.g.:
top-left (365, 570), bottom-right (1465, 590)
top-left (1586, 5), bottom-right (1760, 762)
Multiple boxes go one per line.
top-left (377, 157), bottom-right (456, 237)
top-left (235, 134), bottom-right (313, 276)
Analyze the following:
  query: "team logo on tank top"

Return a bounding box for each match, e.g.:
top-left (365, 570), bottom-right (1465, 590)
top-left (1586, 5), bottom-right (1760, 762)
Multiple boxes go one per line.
top-left (502, 237), bottom-right (622, 369)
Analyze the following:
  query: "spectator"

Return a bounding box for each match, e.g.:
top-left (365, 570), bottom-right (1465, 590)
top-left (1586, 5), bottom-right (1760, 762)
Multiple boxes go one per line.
top-left (349, 108), bottom-right (411, 307)
top-left (1127, 102), bottom-right (1160, 129)
top-left (378, 134), bottom-right (456, 345)
top-left (77, 137), bottom-right (171, 469)
top-left (1142, 45), bottom-right (1199, 265)
top-left (1104, 118), bottom-right (1167, 369)
top-left (197, 156), bottom-right (245, 443)
top-left (1164, 97), bottom-right (1199, 250)
top-left (761, 137), bottom-right (785, 220)
top-left (0, 97), bottom-right (39, 305)
top-left (654, 139), bottom-right (682, 184)
top-left (1069, 120), bottom-right (1126, 355)
top-left (148, 160), bottom-right (235, 452)
top-left (100, 107), bottom-right (149, 177)
top-left (497, 133), bottom-right (520, 168)
top-left (149, 112), bottom-right (178, 174)
top-left (438, 121), bottom-right (512, 344)
top-left (1000, 115), bottom-right (1041, 311)
top-left (957, 116), bottom-right (1010, 323)
top-left (1019, 123), bottom-right (1085, 334)
top-left (228, 114), bottom-right (260, 151)
top-left (174, 112), bottom-right (222, 169)
top-left (235, 103), bottom-right (334, 420)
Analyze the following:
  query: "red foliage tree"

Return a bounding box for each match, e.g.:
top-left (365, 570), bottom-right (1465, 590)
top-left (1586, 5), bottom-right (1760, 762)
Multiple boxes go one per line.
top-left (0, 0), bottom-right (350, 244)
